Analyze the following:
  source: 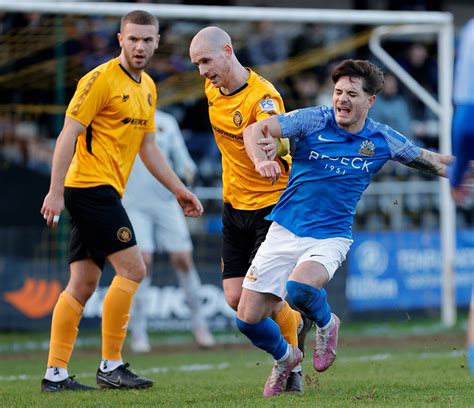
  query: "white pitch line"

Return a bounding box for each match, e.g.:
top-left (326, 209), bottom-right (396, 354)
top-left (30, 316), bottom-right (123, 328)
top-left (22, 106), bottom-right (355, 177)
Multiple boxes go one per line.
top-left (245, 349), bottom-right (465, 368)
top-left (0, 362), bottom-right (231, 382)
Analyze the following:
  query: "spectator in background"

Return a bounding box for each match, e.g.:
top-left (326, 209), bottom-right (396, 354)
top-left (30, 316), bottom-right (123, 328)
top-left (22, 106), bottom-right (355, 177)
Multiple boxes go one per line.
top-left (123, 109), bottom-right (215, 352)
top-left (399, 43), bottom-right (438, 121)
top-left (286, 71), bottom-right (320, 111)
top-left (449, 18), bottom-right (474, 377)
top-left (81, 30), bottom-right (115, 72)
top-left (288, 23), bottom-right (325, 59)
top-left (369, 73), bottom-right (413, 138)
top-left (245, 21), bottom-right (288, 66)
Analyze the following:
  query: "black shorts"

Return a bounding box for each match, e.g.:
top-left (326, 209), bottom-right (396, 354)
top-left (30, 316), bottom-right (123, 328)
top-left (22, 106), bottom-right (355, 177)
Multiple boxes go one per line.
top-left (64, 185), bottom-right (136, 270)
top-left (221, 202), bottom-right (274, 279)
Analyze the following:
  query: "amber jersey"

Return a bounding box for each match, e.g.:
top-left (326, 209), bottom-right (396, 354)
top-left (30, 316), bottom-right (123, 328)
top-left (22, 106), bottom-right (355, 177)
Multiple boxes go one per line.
top-left (64, 58), bottom-right (156, 197)
top-left (205, 69), bottom-right (290, 210)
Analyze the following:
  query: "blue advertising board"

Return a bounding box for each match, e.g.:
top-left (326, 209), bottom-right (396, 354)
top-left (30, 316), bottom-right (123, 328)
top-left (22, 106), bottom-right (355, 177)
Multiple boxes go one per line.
top-left (347, 229), bottom-right (474, 311)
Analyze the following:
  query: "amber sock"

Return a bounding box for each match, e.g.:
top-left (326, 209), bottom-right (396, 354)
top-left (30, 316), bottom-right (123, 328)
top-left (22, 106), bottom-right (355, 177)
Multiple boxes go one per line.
top-left (47, 291), bottom-right (83, 368)
top-left (101, 276), bottom-right (139, 361)
top-left (272, 301), bottom-right (300, 347)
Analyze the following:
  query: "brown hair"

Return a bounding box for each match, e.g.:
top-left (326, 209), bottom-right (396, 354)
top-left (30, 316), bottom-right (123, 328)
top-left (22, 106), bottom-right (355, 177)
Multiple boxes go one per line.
top-left (120, 10), bottom-right (159, 32)
top-left (331, 59), bottom-right (384, 95)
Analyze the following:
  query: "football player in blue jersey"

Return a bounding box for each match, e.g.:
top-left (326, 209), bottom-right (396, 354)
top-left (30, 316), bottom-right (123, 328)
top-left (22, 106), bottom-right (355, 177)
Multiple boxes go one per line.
top-left (449, 19), bottom-right (474, 376)
top-left (235, 59), bottom-right (453, 397)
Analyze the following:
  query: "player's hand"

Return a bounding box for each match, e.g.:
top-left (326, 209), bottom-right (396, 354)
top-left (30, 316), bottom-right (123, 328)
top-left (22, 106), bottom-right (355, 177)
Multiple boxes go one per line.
top-left (176, 188), bottom-right (204, 217)
top-left (257, 124), bottom-right (277, 160)
top-left (40, 190), bottom-right (64, 229)
top-left (255, 160), bottom-right (281, 184)
top-left (451, 185), bottom-right (471, 205)
top-left (450, 165), bottom-right (474, 205)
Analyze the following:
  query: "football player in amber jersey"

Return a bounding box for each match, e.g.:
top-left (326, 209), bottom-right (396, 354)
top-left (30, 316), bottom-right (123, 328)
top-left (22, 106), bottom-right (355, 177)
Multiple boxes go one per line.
top-left (40, 10), bottom-right (203, 392)
top-left (189, 26), bottom-right (311, 394)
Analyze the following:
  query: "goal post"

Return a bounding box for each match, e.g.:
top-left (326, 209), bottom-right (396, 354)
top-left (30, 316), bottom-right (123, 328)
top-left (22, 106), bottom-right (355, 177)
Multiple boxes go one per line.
top-left (0, 1), bottom-right (456, 326)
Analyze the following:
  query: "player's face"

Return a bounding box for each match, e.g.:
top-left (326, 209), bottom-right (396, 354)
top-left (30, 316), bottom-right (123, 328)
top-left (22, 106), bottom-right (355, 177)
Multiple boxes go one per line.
top-left (118, 23), bottom-right (159, 73)
top-left (190, 41), bottom-right (231, 89)
top-left (332, 76), bottom-right (375, 133)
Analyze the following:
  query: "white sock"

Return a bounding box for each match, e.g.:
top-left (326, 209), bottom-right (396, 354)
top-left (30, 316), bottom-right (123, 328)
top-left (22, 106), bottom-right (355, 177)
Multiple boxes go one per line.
top-left (277, 344), bottom-right (290, 363)
top-left (100, 359), bottom-right (123, 372)
top-left (175, 268), bottom-right (209, 329)
top-left (44, 366), bottom-right (68, 382)
top-left (130, 276), bottom-right (151, 340)
top-left (320, 315), bottom-right (334, 331)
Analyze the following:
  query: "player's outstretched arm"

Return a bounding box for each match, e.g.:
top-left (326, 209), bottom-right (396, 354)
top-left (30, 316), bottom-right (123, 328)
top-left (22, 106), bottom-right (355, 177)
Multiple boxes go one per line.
top-left (139, 133), bottom-right (203, 217)
top-left (243, 116), bottom-right (283, 183)
top-left (41, 116), bottom-right (85, 229)
top-left (405, 148), bottom-right (453, 178)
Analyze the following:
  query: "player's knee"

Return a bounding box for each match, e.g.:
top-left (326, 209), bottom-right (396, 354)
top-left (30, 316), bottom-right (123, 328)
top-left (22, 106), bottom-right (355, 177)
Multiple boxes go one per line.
top-left (134, 262), bottom-right (147, 282)
top-left (124, 261), bottom-right (147, 283)
top-left (287, 280), bottom-right (321, 311)
top-left (170, 251), bottom-right (193, 272)
top-left (67, 280), bottom-right (97, 304)
top-left (235, 317), bottom-right (255, 336)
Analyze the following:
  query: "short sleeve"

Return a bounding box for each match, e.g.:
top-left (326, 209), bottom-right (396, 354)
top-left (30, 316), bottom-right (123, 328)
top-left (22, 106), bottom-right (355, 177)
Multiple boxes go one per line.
top-left (277, 106), bottom-right (326, 144)
top-left (66, 70), bottom-right (110, 127)
top-left (255, 93), bottom-right (285, 122)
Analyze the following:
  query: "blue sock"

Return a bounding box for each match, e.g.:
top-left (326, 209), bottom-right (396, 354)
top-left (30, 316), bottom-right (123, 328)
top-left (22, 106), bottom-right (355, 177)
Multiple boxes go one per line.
top-left (236, 317), bottom-right (288, 360)
top-left (468, 344), bottom-right (474, 377)
top-left (287, 280), bottom-right (331, 328)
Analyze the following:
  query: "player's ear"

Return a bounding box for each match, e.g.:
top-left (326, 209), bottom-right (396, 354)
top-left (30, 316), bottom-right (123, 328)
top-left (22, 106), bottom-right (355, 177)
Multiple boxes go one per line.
top-left (367, 95), bottom-right (376, 109)
top-left (223, 44), bottom-right (233, 59)
top-left (155, 34), bottom-right (160, 49)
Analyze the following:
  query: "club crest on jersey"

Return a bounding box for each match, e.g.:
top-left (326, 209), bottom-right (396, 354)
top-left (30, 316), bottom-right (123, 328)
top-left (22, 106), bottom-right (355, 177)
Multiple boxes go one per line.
top-left (259, 98), bottom-right (277, 113)
top-left (245, 265), bottom-right (258, 282)
top-left (358, 140), bottom-right (375, 156)
top-left (117, 227), bottom-right (132, 243)
top-left (147, 93), bottom-right (152, 107)
top-left (233, 111), bottom-right (243, 127)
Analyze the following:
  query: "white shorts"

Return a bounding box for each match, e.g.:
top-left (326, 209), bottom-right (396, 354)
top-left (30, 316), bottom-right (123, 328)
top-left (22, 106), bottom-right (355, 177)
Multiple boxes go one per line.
top-left (242, 222), bottom-right (352, 299)
top-left (127, 199), bottom-right (193, 253)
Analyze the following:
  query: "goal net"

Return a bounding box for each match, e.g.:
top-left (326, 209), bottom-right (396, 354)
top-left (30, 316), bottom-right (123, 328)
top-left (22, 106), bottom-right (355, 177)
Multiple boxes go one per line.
top-left (0, 1), bottom-right (467, 331)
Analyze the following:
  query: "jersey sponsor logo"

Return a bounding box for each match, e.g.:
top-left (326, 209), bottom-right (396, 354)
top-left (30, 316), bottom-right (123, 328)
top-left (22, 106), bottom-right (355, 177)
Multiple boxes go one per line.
top-left (122, 118), bottom-right (149, 126)
top-left (122, 94), bottom-right (130, 102)
top-left (3, 278), bottom-right (61, 319)
top-left (309, 150), bottom-right (374, 173)
top-left (233, 111), bottom-right (243, 127)
top-left (211, 124), bottom-right (242, 140)
top-left (117, 227), bottom-right (132, 243)
top-left (259, 98), bottom-right (277, 113)
top-left (318, 134), bottom-right (336, 142)
top-left (71, 71), bottom-right (100, 115)
top-left (358, 140), bottom-right (375, 156)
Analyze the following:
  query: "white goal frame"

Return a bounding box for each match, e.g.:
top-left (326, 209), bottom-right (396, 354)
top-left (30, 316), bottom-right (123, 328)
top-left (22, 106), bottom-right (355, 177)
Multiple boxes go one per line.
top-left (0, 1), bottom-right (456, 326)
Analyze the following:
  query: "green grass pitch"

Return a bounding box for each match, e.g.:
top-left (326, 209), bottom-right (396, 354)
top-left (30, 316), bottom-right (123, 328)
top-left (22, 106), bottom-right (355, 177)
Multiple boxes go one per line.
top-left (0, 320), bottom-right (473, 407)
